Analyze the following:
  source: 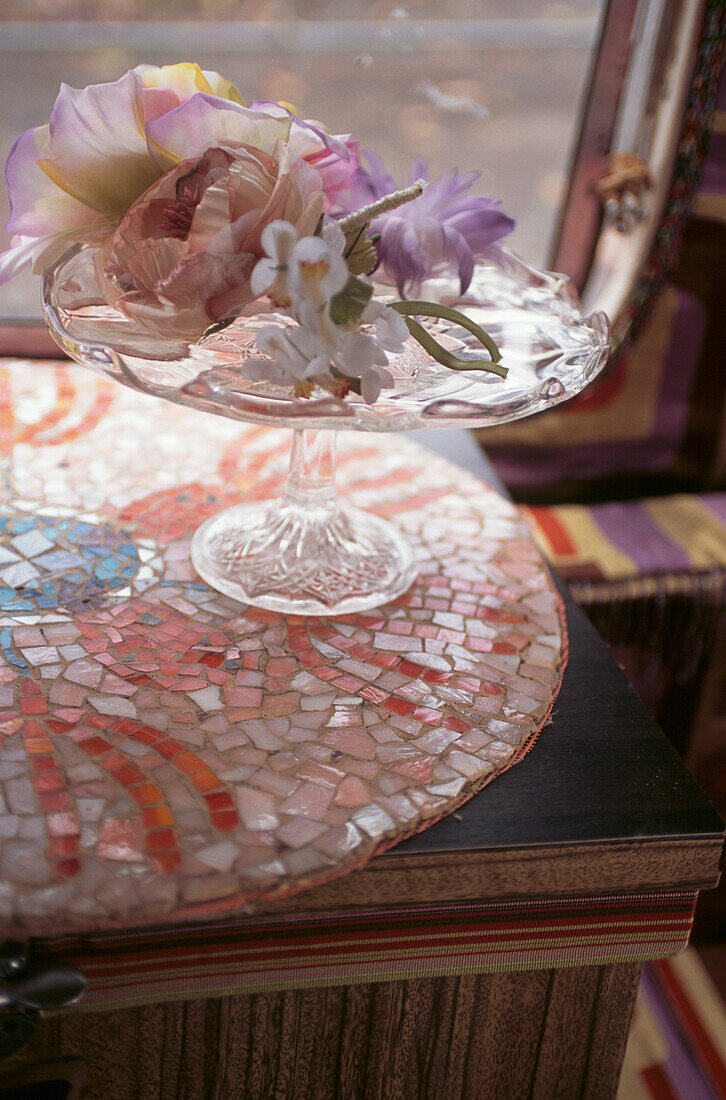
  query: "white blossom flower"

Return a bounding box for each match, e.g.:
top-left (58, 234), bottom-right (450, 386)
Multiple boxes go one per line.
top-left (249, 221), bottom-right (298, 307)
top-left (332, 331), bottom-right (394, 404)
top-left (252, 226), bottom-right (402, 403)
top-left (361, 299), bottom-right (409, 353)
top-left (255, 323), bottom-right (329, 379)
top-left (288, 235), bottom-right (348, 310)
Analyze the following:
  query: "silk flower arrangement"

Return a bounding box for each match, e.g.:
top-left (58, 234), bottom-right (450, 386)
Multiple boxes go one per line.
top-left (0, 62), bottom-right (515, 404)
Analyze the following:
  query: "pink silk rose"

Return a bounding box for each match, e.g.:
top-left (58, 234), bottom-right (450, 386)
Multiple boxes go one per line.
top-left (93, 141), bottom-right (325, 341)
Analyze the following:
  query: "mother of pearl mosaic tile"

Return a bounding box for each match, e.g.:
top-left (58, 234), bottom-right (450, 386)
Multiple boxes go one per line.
top-left (0, 362), bottom-right (565, 934)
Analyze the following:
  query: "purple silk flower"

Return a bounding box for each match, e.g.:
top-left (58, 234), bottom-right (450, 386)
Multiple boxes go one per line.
top-left (346, 153), bottom-right (515, 296)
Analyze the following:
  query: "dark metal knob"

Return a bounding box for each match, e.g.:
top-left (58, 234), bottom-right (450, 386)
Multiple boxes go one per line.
top-left (0, 964), bottom-right (86, 1013)
top-left (0, 943), bottom-right (86, 1059)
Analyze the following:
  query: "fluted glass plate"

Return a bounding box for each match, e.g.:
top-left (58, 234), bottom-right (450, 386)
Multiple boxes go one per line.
top-left (43, 246), bottom-right (610, 432)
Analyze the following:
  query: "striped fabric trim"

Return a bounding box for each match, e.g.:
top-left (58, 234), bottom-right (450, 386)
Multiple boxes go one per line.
top-left (32, 891), bottom-right (698, 1014)
top-left (571, 568), bottom-right (725, 606)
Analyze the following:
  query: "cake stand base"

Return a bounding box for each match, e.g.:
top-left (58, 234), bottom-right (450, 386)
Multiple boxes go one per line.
top-left (191, 428), bottom-right (418, 616)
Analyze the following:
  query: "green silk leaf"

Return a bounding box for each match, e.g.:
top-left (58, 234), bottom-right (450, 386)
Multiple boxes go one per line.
top-left (329, 274), bottom-right (374, 326)
top-left (389, 301), bottom-right (506, 378)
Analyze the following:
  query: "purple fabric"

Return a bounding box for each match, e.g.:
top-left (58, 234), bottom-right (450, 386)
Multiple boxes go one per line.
top-left (640, 967), bottom-right (717, 1100)
top-left (717, 67), bottom-right (726, 110)
top-left (700, 132), bottom-right (726, 194)
top-left (701, 493), bottom-right (726, 525)
top-left (590, 502), bottom-right (693, 572)
top-left (489, 286), bottom-right (706, 490)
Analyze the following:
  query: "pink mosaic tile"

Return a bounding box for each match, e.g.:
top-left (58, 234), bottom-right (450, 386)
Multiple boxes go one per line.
top-left (0, 362), bottom-right (566, 935)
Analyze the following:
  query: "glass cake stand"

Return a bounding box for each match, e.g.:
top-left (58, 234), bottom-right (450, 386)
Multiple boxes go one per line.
top-left (43, 246), bottom-right (610, 615)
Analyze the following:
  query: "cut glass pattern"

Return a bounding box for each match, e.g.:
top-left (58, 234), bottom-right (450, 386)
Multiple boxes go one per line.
top-left (42, 246), bottom-right (609, 615)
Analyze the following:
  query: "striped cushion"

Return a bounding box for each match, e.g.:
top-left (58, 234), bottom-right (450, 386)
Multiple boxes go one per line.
top-left (525, 493), bottom-right (726, 759)
top-left (524, 493), bottom-right (726, 588)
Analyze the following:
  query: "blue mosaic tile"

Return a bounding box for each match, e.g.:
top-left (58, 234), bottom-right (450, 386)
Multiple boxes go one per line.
top-left (0, 514), bottom-right (142, 614)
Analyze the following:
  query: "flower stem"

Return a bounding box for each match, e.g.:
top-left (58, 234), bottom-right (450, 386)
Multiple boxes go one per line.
top-left (337, 180), bottom-right (426, 234)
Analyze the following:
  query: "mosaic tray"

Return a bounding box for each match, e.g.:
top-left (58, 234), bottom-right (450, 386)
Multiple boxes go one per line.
top-left (0, 361), bottom-right (566, 936)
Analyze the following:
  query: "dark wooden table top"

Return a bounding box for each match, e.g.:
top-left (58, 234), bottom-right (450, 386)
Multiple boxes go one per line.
top-left (254, 431), bottom-right (725, 917)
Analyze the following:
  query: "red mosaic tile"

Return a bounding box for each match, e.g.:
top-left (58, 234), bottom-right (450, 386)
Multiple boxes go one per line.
top-left (189, 770), bottom-right (222, 793)
top-left (392, 757), bottom-right (434, 783)
top-left (443, 716), bottom-right (473, 733)
top-left (48, 836), bottom-right (80, 858)
top-left (150, 851), bottom-right (182, 874)
top-left (411, 707), bottom-right (442, 727)
top-left (20, 697), bottom-right (49, 715)
top-left (367, 652), bottom-right (401, 670)
top-left (39, 790), bottom-right (70, 813)
top-left (333, 675), bottom-right (366, 692)
top-left (211, 809), bottom-right (240, 832)
top-left (113, 762), bottom-right (147, 787)
top-left (359, 685), bottom-right (389, 705)
top-left (204, 791), bottom-right (237, 812)
top-left (398, 660), bottom-right (427, 679)
top-left (129, 783), bottom-right (165, 807)
top-left (82, 737), bottom-right (112, 756)
top-left (384, 697), bottom-right (416, 717)
top-left (147, 828), bottom-right (177, 851)
top-left (25, 739), bottom-right (53, 755)
top-left (55, 859), bottom-right (81, 879)
top-left (142, 806), bottom-right (174, 828)
top-left (423, 669), bottom-right (453, 685)
top-left (412, 624), bottom-right (439, 639)
top-left (34, 771), bottom-right (65, 793)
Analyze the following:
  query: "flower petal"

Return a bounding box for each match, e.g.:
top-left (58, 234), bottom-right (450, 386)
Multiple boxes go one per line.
top-left (249, 256), bottom-right (276, 297)
top-left (448, 201), bottom-right (515, 251)
top-left (250, 101), bottom-right (350, 161)
top-left (289, 236), bottom-right (348, 303)
top-left (4, 125), bottom-right (103, 240)
top-left (260, 219), bottom-right (298, 261)
top-left (360, 368), bottom-right (383, 405)
top-left (136, 62), bottom-right (243, 106)
top-left (145, 96), bottom-right (292, 172)
top-left (187, 178), bottom-right (234, 253)
top-left (114, 290), bottom-right (210, 341)
top-left (125, 237), bottom-right (188, 295)
top-left (159, 248), bottom-right (255, 313)
top-left (38, 71), bottom-right (159, 218)
top-left (0, 234), bottom-right (55, 285)
top-left (348, 157), bottom-right (515, 294)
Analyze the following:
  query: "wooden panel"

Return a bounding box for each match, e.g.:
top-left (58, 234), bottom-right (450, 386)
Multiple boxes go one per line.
top-left (5, 963), bottom-right (641, 1099)
top-left (549, 0), bottom-right (640, 290)
top-left (250, 837), bottom-right (722, 916)
top-left (582, 964), bottom-right (643, 1098)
